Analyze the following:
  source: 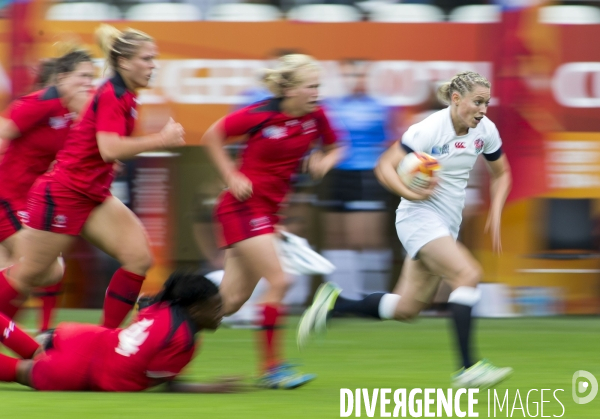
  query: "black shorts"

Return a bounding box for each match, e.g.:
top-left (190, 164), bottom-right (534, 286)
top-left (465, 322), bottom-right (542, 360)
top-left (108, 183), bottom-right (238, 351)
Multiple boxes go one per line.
top-left (316, 169), bottom-right (395, 212)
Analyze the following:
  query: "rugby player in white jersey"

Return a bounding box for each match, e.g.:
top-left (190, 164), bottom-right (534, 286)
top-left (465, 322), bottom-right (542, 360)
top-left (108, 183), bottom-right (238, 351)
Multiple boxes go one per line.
top-left (299, 71), bottom-right (513, 389)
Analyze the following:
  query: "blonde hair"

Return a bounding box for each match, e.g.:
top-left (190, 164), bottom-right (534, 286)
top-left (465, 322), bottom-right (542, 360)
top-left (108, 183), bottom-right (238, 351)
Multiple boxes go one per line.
top-left (95, 24), bottom-right (154, 73)
top-left (437, 71), bottom-right (491, 105)
top-left (263, 54), bottom-right (319, 98)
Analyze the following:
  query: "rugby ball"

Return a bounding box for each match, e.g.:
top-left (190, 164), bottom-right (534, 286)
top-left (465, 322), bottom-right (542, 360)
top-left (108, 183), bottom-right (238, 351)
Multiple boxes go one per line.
top-left (397, 152), bottom-right (440, 190)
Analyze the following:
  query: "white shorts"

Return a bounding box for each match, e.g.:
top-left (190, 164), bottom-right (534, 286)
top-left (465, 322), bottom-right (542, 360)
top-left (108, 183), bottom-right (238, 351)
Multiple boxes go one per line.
top-left (395, 207), bottom-right (460, 259)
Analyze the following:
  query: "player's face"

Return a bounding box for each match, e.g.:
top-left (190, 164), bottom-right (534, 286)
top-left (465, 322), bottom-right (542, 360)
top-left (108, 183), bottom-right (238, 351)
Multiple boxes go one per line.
top-left (285, 68), bottom-right (320, 115)
top-left (453, 85), bottom-right (490, 134)
top-left (191, 294), bottom-right (224, 331)
top-left (121, 41), bottom-right (158, 90)
top-left (57, 61), bottom-right (95, 113)
top-left (342, 63), bottom-right (368, 95)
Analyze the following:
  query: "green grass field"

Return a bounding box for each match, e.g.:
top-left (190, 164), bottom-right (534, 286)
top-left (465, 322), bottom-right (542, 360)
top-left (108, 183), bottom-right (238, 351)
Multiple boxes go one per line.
top-left (1, 310), bottom-right (598, 419)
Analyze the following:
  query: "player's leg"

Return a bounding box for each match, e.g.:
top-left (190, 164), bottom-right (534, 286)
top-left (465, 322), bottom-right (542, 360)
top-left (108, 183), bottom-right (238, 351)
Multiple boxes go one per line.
top-left (0, 311), bottom-right (40, 359)
top-left (297, 256), bottom-right (439, 348)
top-left (2, 232), bottom-right (65, 329)
top-left (82, 197), bottom-right (153, 328)
top-left (221, 234), bottom-right (315, 388)
top-left (418, 238), bottom-right (512, 387)
top-left (0, 228), bottom-right (73, 318)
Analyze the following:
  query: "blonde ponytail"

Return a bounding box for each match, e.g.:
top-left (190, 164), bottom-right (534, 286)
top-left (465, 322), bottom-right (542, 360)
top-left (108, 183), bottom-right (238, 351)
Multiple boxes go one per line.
top-left (263, 54), bottom-right (319, 97)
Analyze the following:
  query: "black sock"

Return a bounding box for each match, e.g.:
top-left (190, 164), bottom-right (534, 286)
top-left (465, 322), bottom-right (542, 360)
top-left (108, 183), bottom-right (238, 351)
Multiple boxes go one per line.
top-left (449, 302), bottom-right (475, 369)
top-left (332, 293), bottom-right (386, 319)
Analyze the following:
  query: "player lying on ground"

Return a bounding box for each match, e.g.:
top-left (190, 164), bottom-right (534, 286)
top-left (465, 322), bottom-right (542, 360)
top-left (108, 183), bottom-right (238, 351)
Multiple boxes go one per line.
top-left (0, 271), bottom-right (242, 392)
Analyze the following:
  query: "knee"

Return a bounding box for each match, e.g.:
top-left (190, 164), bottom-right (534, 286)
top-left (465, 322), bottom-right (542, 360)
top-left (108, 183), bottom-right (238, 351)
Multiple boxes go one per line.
top-left (455, 263), bottom-right (482, 288)
top-left (119, 248), bottom-right (153, 276)
top-left (269, 274), bottom-right (291, 295)
top-left (394, 310), bottom-right (418, 321)
top-left (223, 293), bottom-right (251, 315)
top-left (35, 259), bottom-right (65, 288)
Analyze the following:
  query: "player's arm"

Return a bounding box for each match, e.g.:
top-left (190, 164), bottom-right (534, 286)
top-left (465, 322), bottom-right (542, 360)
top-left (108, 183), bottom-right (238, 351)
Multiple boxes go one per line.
top-left (202, 119), bottom-right (252, 201)
top-left (375, 141), bottom-right (435, 201)
top-left (97, 118), bottom-right (184, 162)
top-left (0, 116), bottom-right (20, 141)
top-left (306, 142), bottom-right (344, 180)
top-left (483, 152), bottom-right (512, 253)
top-left (165, 377), bottom-right (246, 394)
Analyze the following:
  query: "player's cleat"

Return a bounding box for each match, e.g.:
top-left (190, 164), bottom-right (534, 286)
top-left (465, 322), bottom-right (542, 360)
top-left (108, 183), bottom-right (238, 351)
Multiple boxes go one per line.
top-left (451, 359), bottom-right (513, 389)
top-left (297, 282), bottom-right (341, 349)
top-left (256, 363), bottom-right (316, 389)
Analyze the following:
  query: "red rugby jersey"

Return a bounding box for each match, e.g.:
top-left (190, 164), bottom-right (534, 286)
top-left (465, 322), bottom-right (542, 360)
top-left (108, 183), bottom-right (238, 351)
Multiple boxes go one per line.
top-left (51, 72), bottom-right (137, 202)
top-left (90, 302), bottom-right (197, 391)
top-left (218, 98), bottom-right (338, 213)
top-left (0, 86), bottom-right (74, 208)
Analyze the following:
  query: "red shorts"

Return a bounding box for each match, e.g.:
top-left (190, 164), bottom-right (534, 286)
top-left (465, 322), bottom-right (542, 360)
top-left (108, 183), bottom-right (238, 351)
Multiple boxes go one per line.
top-left (0, 199), bottom-right (24, 242)
top-left (25, 179), bottom-right (101, 235)
top-left (215, 204), bottom-right (277, 247)
top-left (31, 323), bottom-right (106, 391)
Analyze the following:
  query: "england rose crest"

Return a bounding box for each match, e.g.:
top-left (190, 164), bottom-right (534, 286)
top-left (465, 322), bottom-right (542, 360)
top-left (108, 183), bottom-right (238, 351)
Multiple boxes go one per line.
top-left (474, 139), bottom-right (484, 154)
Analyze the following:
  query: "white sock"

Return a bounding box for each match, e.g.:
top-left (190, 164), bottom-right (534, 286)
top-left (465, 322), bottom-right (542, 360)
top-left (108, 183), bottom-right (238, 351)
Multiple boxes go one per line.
top-left (448, 286), bottom-right (481, 307)
top-left (378, 293), bottom-right (401, 320)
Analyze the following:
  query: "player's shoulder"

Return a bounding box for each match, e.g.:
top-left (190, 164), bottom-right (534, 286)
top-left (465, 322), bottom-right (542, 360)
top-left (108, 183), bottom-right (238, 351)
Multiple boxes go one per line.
top-left (476, 116), bottom-right (500, 138)
top-left (407, 107), bottom-right (450, 137)
top-left (15, 86), bottom-right (59, 106)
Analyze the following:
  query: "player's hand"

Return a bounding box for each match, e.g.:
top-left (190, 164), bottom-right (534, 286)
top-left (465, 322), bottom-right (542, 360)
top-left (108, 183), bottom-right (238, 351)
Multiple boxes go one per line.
top-left (402, 176), bottom-right (438, 201)
top-left (304, 150), bottom-right (328, 180)
top-left (227, 171), bottom-right (253, 201)
top-left (159, 118), bottom-right (185, 148)
top-left (213, 376), bottom-right (249, 393)
top-left (485, 207), bottom-right (502, 254)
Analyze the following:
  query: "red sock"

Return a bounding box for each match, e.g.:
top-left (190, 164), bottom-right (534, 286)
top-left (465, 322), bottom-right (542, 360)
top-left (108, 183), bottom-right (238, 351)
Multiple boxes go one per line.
top-left (0, 312), bottom-right (39, 359)
top-left (33, 282), bottom-right (62, 332)
top-left (0, 353), bottom-right (18, 382)
top-left (257, 304), bottom-right (284, 372)
top-left (0, 269), bottom-right (25, 319)
top-left (101, 268), bottom-right (145, 329)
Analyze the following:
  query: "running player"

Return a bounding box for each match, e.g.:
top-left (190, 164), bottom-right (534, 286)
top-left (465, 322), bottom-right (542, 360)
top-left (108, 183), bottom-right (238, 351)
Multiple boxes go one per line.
top-left (299, 71), bottom-right (514, 389)
top-left (0, 50), bottom-right (94, 328)
top-left (0, 24), bottom-right (185, 329)
top-left (0, 271), bottom-right (241, 393)
top-left (203, 54), bottom-right (343, 388)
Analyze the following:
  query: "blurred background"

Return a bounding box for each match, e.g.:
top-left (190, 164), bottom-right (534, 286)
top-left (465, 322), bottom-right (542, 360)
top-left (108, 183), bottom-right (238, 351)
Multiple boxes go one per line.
top-left (3, 0), bottom-right (600, 318)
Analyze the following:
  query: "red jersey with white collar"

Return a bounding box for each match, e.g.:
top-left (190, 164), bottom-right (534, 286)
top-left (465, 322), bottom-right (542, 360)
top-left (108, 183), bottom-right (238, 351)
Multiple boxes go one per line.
top-left (50, 72), bottom-right (137, 202)
top-left (217, 98), bottom-right (338, 214)
top-left (0, 86), bottom-right (74, 208)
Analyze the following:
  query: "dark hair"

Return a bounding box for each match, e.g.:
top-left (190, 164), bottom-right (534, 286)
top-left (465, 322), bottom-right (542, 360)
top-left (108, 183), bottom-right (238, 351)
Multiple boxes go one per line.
top-left (54, 50), bottom-right (93, 76)
top-left (33, 58), bottom-right (57, 90)
top-left (156, 271), bottom-right (219, 308)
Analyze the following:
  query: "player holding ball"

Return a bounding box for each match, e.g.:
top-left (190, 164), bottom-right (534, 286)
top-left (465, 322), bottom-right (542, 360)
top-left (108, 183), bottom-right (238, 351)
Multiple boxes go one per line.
top-left (299, 71), bottom-right (513, 389)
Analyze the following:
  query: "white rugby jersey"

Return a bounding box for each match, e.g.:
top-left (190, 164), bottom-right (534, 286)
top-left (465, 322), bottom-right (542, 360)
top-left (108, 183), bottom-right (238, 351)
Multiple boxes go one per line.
top-left (399, 106), bottom-right (502, 229)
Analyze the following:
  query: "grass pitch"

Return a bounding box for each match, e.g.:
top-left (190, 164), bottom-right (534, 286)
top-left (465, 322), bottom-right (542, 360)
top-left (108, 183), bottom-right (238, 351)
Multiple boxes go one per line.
top-left (1, 310), bottom-right (598, 419)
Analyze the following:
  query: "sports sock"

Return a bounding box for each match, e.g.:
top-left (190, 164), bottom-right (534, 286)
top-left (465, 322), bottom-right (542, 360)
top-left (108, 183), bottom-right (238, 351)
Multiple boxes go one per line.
top-left (101, 268), bottom-right (145, 329)
top-left (258, 304), bottom-right (283, 372)
top-left (333, 292), bottom-right (400, 320)
top-left (0, 353), bottom-right (18, 382)
top-left (448, 286), bottom-right (481, 369)
top-left (0, 269), bottom-right (25, 319)
top-left (0, 312), bottom-right (39, 359)
top-left (33, 282), bottom-right (62, 332)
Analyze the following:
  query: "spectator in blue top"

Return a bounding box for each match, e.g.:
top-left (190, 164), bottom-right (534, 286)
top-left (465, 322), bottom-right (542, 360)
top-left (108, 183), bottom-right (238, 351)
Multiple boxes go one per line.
top-left (317, 59), bottom-right (398, 299)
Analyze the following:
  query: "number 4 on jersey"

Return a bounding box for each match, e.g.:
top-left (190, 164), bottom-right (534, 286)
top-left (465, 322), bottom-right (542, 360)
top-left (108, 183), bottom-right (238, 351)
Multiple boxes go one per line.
top-left (115, 318), bottom-right (154, 357)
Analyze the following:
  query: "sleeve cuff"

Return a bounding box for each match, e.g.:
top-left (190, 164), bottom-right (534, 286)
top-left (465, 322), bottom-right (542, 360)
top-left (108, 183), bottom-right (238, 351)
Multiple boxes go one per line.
top-left (483, 147), bottom-right (503, 161)
top-left (401, 143), bottom-right (414, 154)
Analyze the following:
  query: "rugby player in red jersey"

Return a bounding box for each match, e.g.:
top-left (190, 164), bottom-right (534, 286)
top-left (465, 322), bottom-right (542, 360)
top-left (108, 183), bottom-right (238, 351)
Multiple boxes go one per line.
top-left (0, 271), bottom-right (242, 393)
top-left (203, 54), bottom-right (343, 388)
top-left (0, 50), bottom-right (94, 329)
top-left (0, 24), bottom-right (185, 329)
